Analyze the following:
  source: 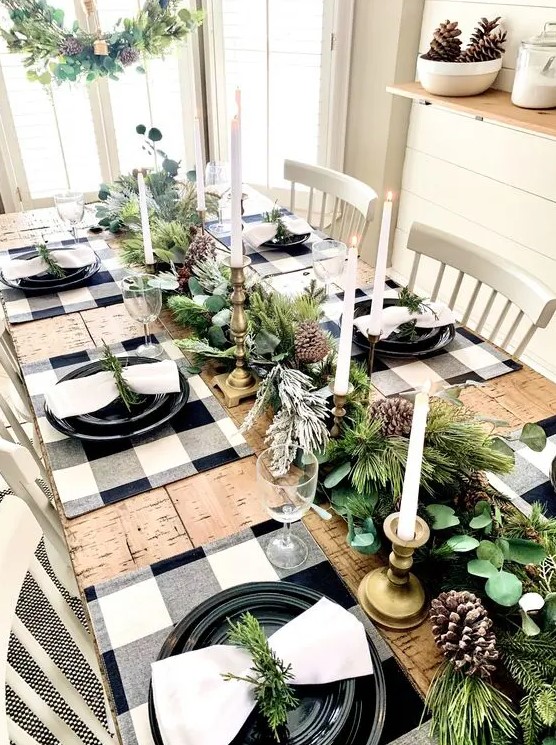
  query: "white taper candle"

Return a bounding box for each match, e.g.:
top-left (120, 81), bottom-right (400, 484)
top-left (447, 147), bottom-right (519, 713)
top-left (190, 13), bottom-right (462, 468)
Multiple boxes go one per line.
top-left (194, 117), bottom-right (206, 212)
top-left (367, 192), bottom-right (393, 337)
top-left (333, 239), bottom-right (358, 396)
top-left (137, 170), bottom-right (154, 266)
top-left (230, 114), bottom-right (243, 268)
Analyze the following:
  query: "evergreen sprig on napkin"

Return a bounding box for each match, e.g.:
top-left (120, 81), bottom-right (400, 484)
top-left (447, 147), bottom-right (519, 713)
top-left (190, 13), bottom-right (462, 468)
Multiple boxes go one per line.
top-left (100, 341), bottom-right (144, 412)
top-left (36, 243), bottom-right (65, 278)
top-left (263, 204), bottom-right (290, 243)
top-left (222, 613), bottom-right (299, 740)
top-left (396, 286), bottom-right (440, 341)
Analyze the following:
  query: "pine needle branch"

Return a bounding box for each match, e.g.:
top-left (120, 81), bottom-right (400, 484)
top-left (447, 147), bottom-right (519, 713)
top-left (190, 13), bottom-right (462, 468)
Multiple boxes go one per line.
top-left (36, 243), bottom-right (65, 278)
top-left (100, 341), bottom-right (144, 411)
top-left (222, 613), bottom-right (298, 740)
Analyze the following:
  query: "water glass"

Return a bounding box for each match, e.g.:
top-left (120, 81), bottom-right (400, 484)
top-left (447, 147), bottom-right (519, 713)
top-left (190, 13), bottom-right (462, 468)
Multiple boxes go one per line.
top-left (257, 448), bottom-right (319, 569)
top-left (121, 274), bottom-right (163, 358)
top-left (205, 161), bottom-right (231, 235)
top-left (312, 239), bottom-right (347, 298)
top-left (54, 191), bottom-right (85, 244)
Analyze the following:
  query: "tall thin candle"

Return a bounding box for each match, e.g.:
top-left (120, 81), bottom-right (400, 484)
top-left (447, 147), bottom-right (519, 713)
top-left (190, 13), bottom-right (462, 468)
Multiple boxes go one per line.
top-left (194, 117), bottom-right (206, 212)
top-left (397, 380), bottom-right (431, 541)
top-left (367, 192), bottom-right (393, 337)
top-left (333, 239), bottom-right (358, 396)
top-left (137, 170), bottom-right (154, 266)
top-left (230, 114), bottom-right (243, 268)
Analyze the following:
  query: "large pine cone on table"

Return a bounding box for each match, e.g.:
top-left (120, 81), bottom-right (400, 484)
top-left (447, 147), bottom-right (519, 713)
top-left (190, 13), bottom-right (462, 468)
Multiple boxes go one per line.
top-left (422, 20), bottom-right (463, 62)
top-left (294, 321), bottom-right (329, 364)
top-left (178, 231), bottom-right (216, 290)
top-left (430, 590), bottom-right (499, 679)
top-left (370, 397), bottom-right (414, 438)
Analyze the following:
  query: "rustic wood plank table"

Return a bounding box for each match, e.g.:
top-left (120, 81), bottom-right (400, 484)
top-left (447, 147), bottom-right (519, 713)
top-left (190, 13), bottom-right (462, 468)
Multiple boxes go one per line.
top-left (2, 209), bottom-right (556, 705)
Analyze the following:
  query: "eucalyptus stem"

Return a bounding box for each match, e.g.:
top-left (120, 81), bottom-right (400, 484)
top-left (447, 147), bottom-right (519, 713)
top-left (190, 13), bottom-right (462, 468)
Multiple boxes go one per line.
top-left (36, 243), bottom-right (65, 278)
top-left (100, 341), bottom-right (144, 412)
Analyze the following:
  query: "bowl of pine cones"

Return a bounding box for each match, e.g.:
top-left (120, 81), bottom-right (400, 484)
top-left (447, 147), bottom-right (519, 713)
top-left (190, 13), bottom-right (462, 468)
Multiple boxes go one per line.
top-left (418, 17), bottom-right (507, 96)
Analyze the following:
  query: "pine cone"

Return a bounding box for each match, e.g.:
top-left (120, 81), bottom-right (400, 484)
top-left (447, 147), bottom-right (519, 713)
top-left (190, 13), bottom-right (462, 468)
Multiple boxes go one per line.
top-left (178, 231), bottom-right (216, 289)
top-left (120, 46), bottom-right (140, 66)
top-left (454, 471), bottom-right (490, 511)
top-left (294, 321), bottom-right (329, 364)
top-left (460, 31), bottom-right (507, 62)
top-left (423, 20), bottom-right (462, 62)
top-left (370, 397), bottom-right (414, 438)
top-left (59, 36), bottom-right (84, 56)
top-left (430, 590), bottom-right (499, 679)
top-left (469, 17), bottom-right (501, 47)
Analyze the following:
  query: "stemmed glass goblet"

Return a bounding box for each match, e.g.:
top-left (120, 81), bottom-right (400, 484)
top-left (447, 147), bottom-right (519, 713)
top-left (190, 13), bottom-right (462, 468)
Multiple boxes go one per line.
top-left (54, 191), bottom-right (85, 245)
top-left (257, 448), bottom-right (319, 569)
top-left (312, 239), bottom-right (347, 298)
top-left (121, 274), bottom-right (163, 358)
top-left (205, 161), bottom-right (231, 235)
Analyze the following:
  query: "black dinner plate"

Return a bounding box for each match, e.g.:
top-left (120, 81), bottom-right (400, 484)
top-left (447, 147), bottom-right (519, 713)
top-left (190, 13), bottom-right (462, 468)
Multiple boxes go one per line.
top-left (1, 249), bottom-right (101, 294)
top-left (45, 358), bottom-right (190, 442)
top-left (352, 297), bottom-right (456, 358)
top-left (262, 233), bottom-right (311, 250)
top-left (148, 582), bottom-right (386, 745)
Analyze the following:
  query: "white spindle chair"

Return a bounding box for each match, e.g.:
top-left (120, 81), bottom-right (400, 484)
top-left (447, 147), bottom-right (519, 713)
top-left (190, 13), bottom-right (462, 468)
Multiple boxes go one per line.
top-left (0, 495), bottom-right (113, 745)
top-left (406, 222), bottom-right (556, 358)
top-left (284, 160), bottom-right (378, 244)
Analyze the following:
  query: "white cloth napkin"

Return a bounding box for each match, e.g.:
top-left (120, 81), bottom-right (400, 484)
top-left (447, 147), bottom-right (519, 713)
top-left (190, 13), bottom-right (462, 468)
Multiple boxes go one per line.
top-left (151, 597), bottom-right (373, 745)
top-left (3, 246), bottom-right (96, 281)
top-left (243, 216), bottom-right (312, 248)
top-left (354, 301), bottom-right (455, 340)
top-left (44, 359), bottom-right (181, 419)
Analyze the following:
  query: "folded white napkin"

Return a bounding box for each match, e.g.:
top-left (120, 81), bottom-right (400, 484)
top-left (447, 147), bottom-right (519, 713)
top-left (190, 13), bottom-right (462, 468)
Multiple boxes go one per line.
top-left (354, 301), bottom-right (455, 340)
top-left (243, 216), bottom-right (312, 248)
top-left (44, 359), bottom-right (181, 419)
top-left (3, 246), bottom-right (96, 281)
top-left (151, 597), bottom-right (373, 745)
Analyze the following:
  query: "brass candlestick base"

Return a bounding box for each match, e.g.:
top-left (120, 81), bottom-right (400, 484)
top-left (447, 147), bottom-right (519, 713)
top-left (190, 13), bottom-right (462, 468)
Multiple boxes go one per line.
top-left (145, 263), bottom-right (156, 276)
top-left (328, 383), bottom-right (354, 438)
top-left (366, 331), bottom-right (381, 380)
top-left (212, 256), bottom-right (259, 408)
top-left (358, 513), bottom-right (430, 630)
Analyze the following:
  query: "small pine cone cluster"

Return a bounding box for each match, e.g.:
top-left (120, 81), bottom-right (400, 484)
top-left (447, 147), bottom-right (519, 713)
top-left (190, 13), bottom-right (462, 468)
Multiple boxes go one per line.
top-left (178, 231), bottom-right (216, 290)
top-left (430, 590), bottom-right (499, 679)
top-left (422, 20), bottom-right (462, 62)
top-left (370, 397), bottom-right (414, 438)
top-left (294, 321), bottom-right (329, 364)
top-left (120, 46), bottom-right (140, 66)
top-left (454, 471), bottom-right (490, 511)
top-left (59, 36), bottom-right (84, 56)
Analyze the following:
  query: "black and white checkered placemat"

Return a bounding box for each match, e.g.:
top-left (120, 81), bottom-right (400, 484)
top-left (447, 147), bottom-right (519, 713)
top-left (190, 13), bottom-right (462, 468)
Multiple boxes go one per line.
top-left (85, 520), bottom-right (430, 745)
top-left (0, 236), bottom-right (126, 323)
top-left (21, 334), bottom-right (252, 519)
top-left (207, 209), bottom-right (323, 278)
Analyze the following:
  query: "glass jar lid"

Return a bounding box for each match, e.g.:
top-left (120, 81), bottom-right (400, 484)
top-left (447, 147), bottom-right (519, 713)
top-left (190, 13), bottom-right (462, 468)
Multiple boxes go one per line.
top-left (523, 22), bottom-right (556, 48)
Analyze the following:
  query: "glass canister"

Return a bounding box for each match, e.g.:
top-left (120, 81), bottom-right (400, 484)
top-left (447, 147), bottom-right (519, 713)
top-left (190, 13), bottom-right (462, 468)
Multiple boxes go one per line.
top-left (512, 22), bottom-right (556, 109)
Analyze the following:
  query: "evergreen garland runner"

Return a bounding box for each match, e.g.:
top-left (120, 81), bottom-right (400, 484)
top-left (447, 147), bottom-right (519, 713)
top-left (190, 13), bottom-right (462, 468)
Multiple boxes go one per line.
top-left (0, 0), bottom-right (203, 85)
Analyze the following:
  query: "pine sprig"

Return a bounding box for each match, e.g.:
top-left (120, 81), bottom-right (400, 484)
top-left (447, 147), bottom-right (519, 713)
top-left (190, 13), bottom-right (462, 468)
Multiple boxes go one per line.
top-left (263, 203), bottom-right (291, 243)
top-left (100, 341), bottom-right (144, 412)
top-left (222, 613), bottom-right (299, 740)
top-left (36, 243), bottom-right (65, 278)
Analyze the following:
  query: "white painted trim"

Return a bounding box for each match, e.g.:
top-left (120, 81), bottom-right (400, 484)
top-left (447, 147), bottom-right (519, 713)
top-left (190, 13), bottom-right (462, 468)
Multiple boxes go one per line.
top-left (326, 0), bottom-right (354, 171)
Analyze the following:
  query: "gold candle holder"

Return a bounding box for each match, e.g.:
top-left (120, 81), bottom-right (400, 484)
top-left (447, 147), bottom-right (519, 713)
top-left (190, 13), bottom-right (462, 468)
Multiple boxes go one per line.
top-left (212, 256), bottom-right (259, 407)
top-left (357, 513), bottom-right (430, 630)
top-left (328, 383), bottom-right (354, 438)
top-left (366, 331), bottom-right (381, 381)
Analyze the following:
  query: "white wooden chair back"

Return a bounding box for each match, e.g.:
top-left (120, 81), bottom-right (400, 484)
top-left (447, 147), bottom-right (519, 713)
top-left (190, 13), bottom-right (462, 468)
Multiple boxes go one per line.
top-left (0, 496), bottom-right (113, 745)
top-left (406, 222), bottom-right (556, 358)
top-left (0, 317), bottom-right (30, 418)
top-left (0, 438), bottom-right (73, 594)
top-left (284, 160), bottom-right (377, 244)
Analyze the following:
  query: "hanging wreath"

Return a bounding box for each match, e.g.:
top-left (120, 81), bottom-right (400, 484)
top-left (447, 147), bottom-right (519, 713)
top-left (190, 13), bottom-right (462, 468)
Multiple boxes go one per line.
top-left (0, 0), bottom-right (203, 85)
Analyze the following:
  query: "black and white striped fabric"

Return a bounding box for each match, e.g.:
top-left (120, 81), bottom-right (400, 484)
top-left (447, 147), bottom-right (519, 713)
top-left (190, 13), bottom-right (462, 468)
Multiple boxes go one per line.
top-left (20, 333), bottom-right (252, 519)
top-left (85, 520), bottom-right (430, 745)
top-left (0, 236), bottom-right (126, 324)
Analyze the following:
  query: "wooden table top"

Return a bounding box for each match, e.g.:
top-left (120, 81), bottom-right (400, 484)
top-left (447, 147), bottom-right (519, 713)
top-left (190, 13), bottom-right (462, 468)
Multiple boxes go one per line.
top-left (2, 208), bottom-right (556, 703)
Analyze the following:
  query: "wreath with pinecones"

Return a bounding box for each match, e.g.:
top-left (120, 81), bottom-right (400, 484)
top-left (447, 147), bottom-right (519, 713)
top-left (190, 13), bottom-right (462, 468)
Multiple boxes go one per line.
top-left (423, 17), bottom-right (507, 63)
top-left (0, 0), bottom-right (203, 85)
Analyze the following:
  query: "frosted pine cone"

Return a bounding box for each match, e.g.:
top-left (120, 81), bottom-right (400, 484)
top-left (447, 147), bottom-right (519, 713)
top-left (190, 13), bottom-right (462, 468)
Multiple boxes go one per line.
top-left (430, 590), bottom-right (499, 679)
top-left (120, 46), bottom-right (140, 66)
top-left (370, 397), bottom-right (414, 438)
top-left (59, 36), bottom-right (84, 56)
top-left (294, 321), bottom-right (329, 364)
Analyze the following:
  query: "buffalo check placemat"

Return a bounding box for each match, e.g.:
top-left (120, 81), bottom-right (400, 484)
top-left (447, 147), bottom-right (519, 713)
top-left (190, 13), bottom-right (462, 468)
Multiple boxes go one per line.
top-left (0, 236), bottom-right (126, 323)
top-left (84, 519), bottom-right (430, 745)
top-left (21, 333), bottom-right (252, 519)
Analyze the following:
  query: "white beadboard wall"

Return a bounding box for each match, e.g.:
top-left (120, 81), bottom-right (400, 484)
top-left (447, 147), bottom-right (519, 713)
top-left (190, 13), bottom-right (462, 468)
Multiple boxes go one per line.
top-left (391, 0), bottom-right (556, 382)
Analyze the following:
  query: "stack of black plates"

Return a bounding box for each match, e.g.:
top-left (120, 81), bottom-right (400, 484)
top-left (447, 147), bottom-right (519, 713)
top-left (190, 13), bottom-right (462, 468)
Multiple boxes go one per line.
top-left (352, 297), bottom-right (455, 358)
top-left (148, 582), bottom-right (386, 745)
top-left (45, 357), bottom-right (190, 442)
top-left (0, 248), bottom-right (101, 294)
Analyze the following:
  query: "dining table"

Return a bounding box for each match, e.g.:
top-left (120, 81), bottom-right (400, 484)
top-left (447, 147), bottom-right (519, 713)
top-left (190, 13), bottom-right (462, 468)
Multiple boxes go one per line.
top-left (1, 196), bottom-right (556, 745)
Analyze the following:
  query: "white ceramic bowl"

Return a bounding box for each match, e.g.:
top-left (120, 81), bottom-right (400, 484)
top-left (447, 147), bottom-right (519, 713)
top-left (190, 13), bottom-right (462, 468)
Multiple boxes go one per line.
top-left (417, 56), bottom-right (502, 96)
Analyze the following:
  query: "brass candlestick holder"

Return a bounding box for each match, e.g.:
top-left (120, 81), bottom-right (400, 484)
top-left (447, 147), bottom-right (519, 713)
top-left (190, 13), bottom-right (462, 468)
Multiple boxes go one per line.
top-left (366, 331), bottom-right (381, 381)
top-left (328, 383), bottom-right (354, 438)
top-left (358, 513), bottom-right (430, 630)
top-left (212, 256), bottom-right (259, 407)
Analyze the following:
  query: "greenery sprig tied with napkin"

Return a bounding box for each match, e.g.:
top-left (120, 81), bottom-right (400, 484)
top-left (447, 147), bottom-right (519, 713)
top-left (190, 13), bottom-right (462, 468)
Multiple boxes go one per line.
top-left (100, 341), bottom-right (144, 411)
top-left (36, 243), bottom-right (65, 279)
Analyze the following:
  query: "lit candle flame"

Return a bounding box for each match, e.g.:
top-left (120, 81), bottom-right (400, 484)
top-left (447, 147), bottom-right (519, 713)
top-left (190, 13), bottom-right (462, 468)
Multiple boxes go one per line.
top-left (350, 235), bottom-right (358, 248)
top-left (386, 191), bottom-right (393, 202)
top-left (421, 379), bottom-right (432, 395)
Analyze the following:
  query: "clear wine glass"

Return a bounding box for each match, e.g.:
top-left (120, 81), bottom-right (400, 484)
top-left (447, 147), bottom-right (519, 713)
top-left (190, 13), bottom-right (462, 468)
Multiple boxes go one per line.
top-left (257, 448), bottom-right (319, 569)
top-left (312, 239), bottom-right (347, 299)
top-left (121, 274), bottom-right (163, 358)
top-left (54, 191), bottom-right (85, 245)
top-left (205, 161), bottom-right (231, 235)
